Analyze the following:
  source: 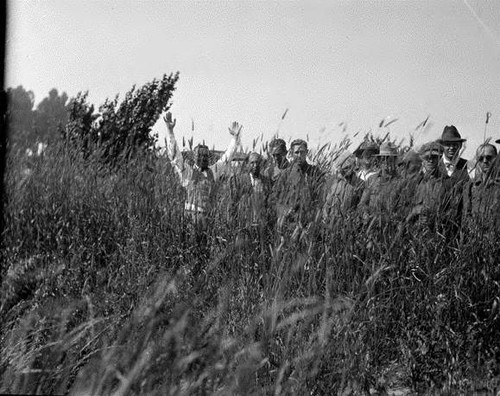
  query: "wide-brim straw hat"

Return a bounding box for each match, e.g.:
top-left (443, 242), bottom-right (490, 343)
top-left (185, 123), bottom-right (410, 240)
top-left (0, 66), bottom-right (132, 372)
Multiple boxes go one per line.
top-left (437, 125), bottom-right (466, 144)
top-left (374, 142), bottom-right (398, 157)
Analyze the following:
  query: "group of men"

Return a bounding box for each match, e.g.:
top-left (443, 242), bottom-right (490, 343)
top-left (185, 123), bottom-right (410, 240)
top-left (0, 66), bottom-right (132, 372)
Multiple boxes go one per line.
top-left (163, 112), bottom-right (500, 241)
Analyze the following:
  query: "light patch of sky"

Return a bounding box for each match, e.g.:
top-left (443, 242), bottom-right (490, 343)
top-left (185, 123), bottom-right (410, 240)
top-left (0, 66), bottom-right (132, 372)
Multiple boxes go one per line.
top-left (6, 0), bottom-right (500, 158)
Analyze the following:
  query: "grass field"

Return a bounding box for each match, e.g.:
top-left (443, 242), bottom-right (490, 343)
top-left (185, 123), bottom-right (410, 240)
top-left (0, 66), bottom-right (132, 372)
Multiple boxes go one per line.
top-left (1, 141), bottom-right (500, 395)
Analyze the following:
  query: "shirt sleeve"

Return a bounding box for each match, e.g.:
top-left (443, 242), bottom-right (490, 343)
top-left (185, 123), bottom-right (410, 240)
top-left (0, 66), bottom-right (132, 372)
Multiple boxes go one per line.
top-left (165, 128), bottom-right (191, 187)
top-left (210, 133), bottom-right (241, 178)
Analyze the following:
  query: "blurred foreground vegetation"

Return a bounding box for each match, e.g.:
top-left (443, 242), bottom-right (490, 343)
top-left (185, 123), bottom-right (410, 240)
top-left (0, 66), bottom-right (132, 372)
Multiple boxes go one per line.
top-left (2, 140), bottom-right (500, 395)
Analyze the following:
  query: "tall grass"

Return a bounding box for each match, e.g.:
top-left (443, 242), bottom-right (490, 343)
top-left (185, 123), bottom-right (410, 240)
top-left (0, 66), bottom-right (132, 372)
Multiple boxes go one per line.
top-left (1, 140), bottom-right (499, 395)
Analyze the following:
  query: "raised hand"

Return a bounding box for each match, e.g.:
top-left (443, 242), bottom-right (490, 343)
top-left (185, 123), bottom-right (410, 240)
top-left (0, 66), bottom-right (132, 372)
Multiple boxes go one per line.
top-left (163, 112), bottom-right (176, 131)
top-left (228, 121), bottom-right (242, 137)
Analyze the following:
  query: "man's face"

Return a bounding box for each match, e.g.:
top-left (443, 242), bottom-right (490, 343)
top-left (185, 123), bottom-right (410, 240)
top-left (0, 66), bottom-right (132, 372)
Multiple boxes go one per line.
top-left (405, 158), bottom-right (422, 176)
top-left (421, 153), bottom-right (440, 173)
top-left (477, 146), bottom-right (497, 175)
top-left (196, 148), bottom-right (210, 170)
top-left (359, 150), bottom-right (376, 170)
top-left (248, 154), bottom-right (261, 177)
top-left (443, 141), bottom-right (462, 161)
top-left (380, 156), bottom-right (396, 175)
top-left (291, 144), bottom-right (308, 166)
top-left (340, 157), bottom-right (356, 179)
top-left (272, 150), bottom-right (287, 168)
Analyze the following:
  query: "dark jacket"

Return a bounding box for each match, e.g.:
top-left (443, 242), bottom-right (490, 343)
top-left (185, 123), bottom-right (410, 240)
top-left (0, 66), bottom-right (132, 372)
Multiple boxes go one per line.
top-left (438, 157), bottom-right (469, 184)
top-left (230, 172), bottom-right (272, 225)
top-left (271, 162), bottom-right (324, 228)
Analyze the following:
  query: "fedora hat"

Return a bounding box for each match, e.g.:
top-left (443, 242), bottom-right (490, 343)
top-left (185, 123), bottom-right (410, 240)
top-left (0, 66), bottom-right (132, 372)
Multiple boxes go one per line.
top-left (375, 142), bottom-right (398, 157)
top-left (438, 125), bottom-right (466, 144)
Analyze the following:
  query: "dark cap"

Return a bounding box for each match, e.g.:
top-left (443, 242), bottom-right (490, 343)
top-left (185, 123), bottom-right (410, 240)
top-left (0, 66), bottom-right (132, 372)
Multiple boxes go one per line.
top-left (418, 141), bottom-right (443, 157)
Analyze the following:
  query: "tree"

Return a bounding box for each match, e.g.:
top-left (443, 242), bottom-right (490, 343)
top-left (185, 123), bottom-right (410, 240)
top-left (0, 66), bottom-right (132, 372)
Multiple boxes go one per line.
top-left (34, 88), bottom-right (69, 143)
top-left (6, 85), bottom-right (35, 149)
top-left (64, 72), bottom-right (179, 164)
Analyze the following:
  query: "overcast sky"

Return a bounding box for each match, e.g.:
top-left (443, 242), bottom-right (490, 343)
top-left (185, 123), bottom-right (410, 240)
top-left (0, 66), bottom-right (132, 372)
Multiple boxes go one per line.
top-left (6, 0), bottom-right (500, 158)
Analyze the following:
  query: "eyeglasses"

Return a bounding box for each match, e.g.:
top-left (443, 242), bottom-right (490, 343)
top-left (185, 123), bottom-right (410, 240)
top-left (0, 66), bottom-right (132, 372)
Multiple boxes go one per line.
top-left (478, 155), bottom-right (495, 162)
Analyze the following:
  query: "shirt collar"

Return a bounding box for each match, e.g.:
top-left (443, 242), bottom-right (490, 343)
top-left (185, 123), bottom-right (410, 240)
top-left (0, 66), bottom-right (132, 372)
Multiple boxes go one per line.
top-left (442, 154), bottom-right (458, 167)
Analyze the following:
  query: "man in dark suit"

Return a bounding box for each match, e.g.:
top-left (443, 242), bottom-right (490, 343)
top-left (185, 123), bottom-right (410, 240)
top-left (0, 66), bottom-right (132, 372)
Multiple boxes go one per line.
top-left (437, 125), bottom-right (469, 183)
top-left (229, 152), bottom-right (272, 253)
top-left (437, 125), bottom-right (470, 238)
top-left (230, 152), bottom-right (272, 225)
top-left (266, 138), bottom-right (290, 182)
top-left (271, 139), bottom-right (324, 234)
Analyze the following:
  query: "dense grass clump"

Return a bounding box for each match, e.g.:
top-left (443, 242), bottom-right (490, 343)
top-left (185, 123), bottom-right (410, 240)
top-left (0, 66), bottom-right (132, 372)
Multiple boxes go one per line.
top-left (1, 140), bottom-right (500, 395)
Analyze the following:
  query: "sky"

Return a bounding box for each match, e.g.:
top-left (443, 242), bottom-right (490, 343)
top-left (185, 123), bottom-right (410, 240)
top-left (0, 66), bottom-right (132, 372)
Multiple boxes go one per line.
top-left (6, 0), bottom-right (500, 158)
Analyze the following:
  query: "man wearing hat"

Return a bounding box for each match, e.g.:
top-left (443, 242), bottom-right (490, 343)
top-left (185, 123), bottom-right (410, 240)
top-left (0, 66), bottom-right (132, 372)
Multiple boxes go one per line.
top-left (436, 126), bottom-right (469, 238)
top-left (359, 142), bottom-right (402, 216)
top-left (437, 125), bottom-right (469, 183)
top-left (354, 140), bottom-right (379, 181)
top-left (406, 142), bottom-right (449, 227)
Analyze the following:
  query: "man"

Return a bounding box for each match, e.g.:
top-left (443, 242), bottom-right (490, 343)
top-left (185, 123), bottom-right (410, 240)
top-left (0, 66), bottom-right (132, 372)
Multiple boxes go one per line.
top-left (230, 152), bottom-right (273, 251)
top-left (359, 142), bottom-right (401, 215)
top-left (399, 150), bottom-right (422, 179)
top-left (473, 143), bottom-right (497, 182)
top-left (230, 152), bottom-right (272, 220)
top-left (163, 112), bottom-right (242, 222)
top-left (272, 139), bottom-right (324, 233)
top-left (406, 142), bottom-right (448, 227)
top-left (322, 150), bottom-right (363, 223)
top-left (436, 126), bottom-right (469, 233)
top-left (437, 125), bottom-right (469, 182)
top-left (354, 140), bottom-right (379, 181)
top-left (266, 138), bottom-right (290, 182)
top-left (464, 143), bottom-right (498, 217)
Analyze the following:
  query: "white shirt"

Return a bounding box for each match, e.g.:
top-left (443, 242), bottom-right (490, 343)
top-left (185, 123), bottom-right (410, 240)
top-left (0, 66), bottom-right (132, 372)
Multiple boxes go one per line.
top-left (442, 154), bottom-right (458, 177)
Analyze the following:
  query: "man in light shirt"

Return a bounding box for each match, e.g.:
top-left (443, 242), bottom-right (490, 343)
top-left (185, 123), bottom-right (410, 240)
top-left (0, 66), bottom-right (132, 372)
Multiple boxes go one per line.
top-left (353, 141), bottom-right (379, 181)
top-left (163, 112), bottom-right (242, 222)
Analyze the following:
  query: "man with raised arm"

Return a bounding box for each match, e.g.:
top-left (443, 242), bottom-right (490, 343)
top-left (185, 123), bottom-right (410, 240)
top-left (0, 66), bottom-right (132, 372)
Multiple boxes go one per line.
top-left (163, 112), bottom-right (242, 222)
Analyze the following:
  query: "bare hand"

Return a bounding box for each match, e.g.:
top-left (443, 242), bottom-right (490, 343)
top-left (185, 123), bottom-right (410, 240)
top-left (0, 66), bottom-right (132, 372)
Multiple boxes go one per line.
top-left (163, 112), bottom-right (176, 131)
top-left (228, 121), bottom-right (242, 137)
